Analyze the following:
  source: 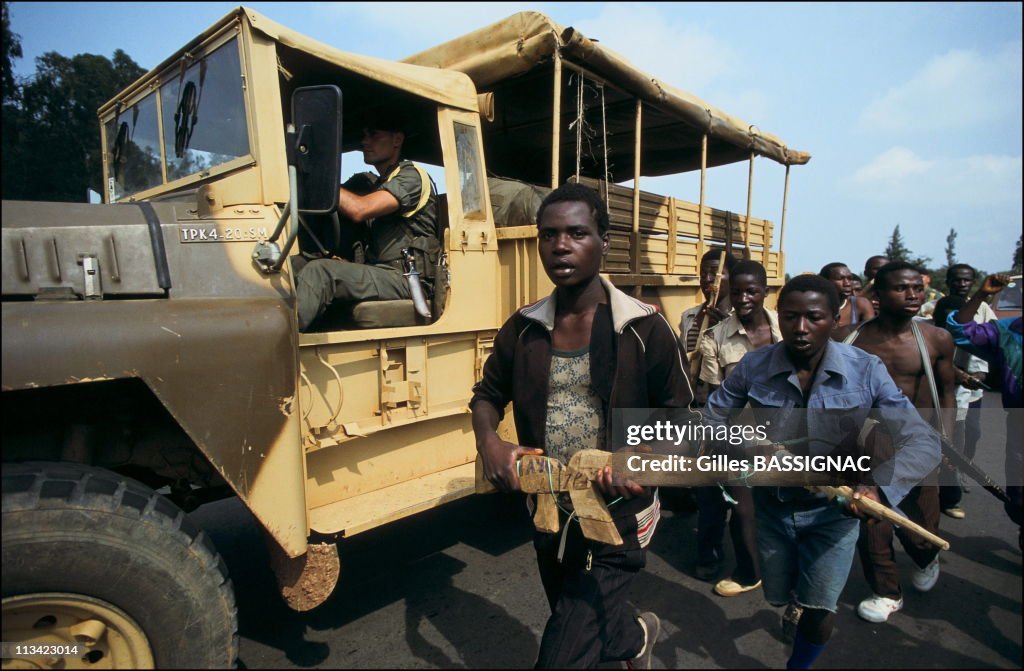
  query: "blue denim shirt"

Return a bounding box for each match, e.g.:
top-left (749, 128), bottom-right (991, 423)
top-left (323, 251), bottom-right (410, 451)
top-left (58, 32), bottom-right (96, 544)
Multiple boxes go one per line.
top-left (704, 340), bottom-right (941, 507)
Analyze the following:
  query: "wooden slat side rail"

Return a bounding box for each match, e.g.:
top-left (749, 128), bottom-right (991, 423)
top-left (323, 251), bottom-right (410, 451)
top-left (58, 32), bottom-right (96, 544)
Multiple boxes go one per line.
top-left (579, 176), bottom-right (782, 279)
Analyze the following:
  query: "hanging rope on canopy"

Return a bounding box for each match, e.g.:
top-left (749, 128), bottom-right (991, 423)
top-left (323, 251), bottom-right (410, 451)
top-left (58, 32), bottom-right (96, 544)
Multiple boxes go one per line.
top-left (573, 73), bottom-right (584, 180)
top-left (567, 72), bottom-right (611, 200)
top-left (600, 82), bottom-right (610, 213)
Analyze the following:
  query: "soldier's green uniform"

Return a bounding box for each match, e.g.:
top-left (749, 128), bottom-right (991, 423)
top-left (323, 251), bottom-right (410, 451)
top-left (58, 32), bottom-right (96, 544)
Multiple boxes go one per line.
top-left (296, 159), bottom-right (437, 330)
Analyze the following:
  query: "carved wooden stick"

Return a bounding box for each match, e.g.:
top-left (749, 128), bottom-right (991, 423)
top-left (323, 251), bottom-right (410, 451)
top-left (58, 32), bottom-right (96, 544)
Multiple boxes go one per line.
top-left (493, 450), bottom-right (950, 551)
top-left (688, 249), bottom-right (727, 377)
top-left (812, 485), bottom-right (950, 551)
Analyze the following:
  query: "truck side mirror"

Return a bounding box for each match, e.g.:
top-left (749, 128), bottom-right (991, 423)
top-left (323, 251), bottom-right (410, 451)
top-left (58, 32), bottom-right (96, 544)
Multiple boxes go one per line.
top-left (291, 85), bottom-right (342, 214)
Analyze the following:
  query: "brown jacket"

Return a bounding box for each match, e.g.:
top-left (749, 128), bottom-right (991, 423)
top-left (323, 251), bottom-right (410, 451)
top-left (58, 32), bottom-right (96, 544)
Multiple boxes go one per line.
top-left (470, 276), bottom-right (695, 548)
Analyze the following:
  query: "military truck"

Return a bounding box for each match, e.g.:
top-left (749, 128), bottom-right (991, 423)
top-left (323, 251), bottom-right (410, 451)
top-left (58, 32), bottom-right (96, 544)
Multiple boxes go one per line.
top-left (1, 8), bottom-right (808, 667)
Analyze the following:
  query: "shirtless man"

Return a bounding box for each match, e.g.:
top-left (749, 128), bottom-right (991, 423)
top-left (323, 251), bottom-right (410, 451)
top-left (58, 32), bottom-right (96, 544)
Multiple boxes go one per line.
top-left (837, 261), bottom-right (956, 624)
top-left (819, 262), bottom-right (875, 330)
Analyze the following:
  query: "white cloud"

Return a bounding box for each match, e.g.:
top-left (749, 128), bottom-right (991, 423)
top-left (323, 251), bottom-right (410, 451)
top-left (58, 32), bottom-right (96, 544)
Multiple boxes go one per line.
top-left (571, 6), bottom-right (773, 124)
top-left (851, 147), bottom-right (1022, 206)
top-left (859, 41), bottom-right (1023, 132)
top-left (571, 4), bottom-right (737, 94)
top-left (853, 146), bottom-right (934, 182)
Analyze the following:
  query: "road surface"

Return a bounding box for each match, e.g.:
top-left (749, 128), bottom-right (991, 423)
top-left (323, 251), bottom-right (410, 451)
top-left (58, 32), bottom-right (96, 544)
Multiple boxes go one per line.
top-left (192, 393), bottom-right (1021, 668)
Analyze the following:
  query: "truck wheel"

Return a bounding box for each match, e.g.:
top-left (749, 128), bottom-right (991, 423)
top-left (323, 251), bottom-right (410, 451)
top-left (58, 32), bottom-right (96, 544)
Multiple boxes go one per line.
top-left (2, 462), bottom-right (239, 668)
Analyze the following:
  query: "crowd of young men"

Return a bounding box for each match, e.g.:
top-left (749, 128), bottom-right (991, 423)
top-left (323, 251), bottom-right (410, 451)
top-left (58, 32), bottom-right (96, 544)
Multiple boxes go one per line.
top-left (470, 182), bottom-right (1021, 669)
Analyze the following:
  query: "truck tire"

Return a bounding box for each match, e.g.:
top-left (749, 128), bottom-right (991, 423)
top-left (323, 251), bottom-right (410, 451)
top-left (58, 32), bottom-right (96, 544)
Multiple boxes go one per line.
top-left (2, 461), bottom-right (239, 668)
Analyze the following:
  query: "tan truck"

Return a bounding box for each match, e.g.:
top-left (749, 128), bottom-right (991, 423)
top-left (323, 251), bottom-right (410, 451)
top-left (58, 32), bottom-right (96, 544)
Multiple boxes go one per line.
top-left (1, 8), bottom-right (808, 667)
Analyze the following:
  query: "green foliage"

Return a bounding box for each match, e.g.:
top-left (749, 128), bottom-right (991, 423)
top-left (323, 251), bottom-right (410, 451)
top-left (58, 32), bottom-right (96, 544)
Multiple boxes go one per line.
top-left (2, 1), bottom-right (21, 102)
top-left (1014, 235), bottom-right (1022, 274)
top-left (884, 224), bottom-right (911, 262)
top-left (1, 28), bottom-right (145, 202)
top-left (884, 224), bottom-right (932, 273)
top-left (926, 227), bottom-right (960, 294)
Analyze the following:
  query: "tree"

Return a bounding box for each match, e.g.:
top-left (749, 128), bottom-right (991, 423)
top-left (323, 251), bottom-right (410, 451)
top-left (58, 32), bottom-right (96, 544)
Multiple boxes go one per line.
top-left (2, 1), bottom-right (21, 103)
top-left (1013, 235), bottom-right (1022, 274)
top-left (884, 224), bottom-right (932, 272)
top-left (2, 33), bottom-right (145, 202)
top-left (885, 224), bottom-right (911, 262)
top-left (926, 227), bottom-right (961, 295)
top-left (945, 228), bottom-right (957, 267)
top-left (2, 1), bottom-right (24, 199)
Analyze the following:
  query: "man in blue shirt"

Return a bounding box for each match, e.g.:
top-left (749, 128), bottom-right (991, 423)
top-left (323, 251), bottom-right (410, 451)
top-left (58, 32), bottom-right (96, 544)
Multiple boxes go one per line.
top-left (703, 275), bottom-right (940, 669)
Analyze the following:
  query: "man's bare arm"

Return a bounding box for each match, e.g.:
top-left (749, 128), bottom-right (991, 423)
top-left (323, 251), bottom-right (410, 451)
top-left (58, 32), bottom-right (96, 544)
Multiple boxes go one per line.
top-left (337, 187), bottom-right (400, 223)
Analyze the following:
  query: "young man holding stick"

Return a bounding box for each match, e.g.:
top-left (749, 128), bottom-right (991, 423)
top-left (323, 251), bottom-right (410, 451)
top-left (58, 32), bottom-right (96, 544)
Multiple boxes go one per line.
top-left (695, 260), bottom-right (781, 598)
top-left (703, 274), bottom-right (940, 669)
top-left (679, 249), bottom-right (735, 406)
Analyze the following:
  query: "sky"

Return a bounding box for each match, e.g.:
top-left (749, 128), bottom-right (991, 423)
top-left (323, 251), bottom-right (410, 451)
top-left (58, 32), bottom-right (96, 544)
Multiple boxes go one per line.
top-left (8, 2), bottom-right (1022, 276)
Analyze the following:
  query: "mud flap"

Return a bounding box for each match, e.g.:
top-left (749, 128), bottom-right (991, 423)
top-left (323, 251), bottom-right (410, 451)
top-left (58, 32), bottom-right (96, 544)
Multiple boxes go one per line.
top-left (266, 538), bottom-right (341, 612)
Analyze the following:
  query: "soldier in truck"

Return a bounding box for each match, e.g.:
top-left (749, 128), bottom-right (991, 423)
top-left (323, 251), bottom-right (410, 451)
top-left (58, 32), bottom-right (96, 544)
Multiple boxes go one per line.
top-left (295, 109), bottom-right (438, 331)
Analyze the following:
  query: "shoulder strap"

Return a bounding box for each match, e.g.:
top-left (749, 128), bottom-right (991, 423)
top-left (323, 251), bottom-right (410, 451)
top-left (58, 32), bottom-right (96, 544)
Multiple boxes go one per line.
top-left (842, 317), bottom-right (874, 345)
top-left (396, 163), bottom-right (433, 220)
top-left (911, 319), bottom-right (945, 435)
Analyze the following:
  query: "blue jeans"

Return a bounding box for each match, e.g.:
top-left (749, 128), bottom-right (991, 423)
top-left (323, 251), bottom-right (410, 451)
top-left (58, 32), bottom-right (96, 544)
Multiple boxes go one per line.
top-left (753, 488), bottom-right (860, 612)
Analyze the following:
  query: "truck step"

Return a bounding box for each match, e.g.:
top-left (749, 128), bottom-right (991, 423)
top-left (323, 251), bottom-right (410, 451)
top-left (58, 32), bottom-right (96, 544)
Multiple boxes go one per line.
top-left (309, 461), bottom-right (477, 537)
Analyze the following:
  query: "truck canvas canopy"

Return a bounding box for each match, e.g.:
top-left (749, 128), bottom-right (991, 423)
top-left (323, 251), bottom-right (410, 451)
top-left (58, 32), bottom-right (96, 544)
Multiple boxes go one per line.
top-left (405, 11), bottom-right (810, 183)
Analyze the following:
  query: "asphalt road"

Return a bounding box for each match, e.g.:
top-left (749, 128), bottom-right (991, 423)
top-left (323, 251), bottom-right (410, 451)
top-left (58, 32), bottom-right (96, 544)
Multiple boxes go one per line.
top-left (192, 393), bottom-right (1022, 669)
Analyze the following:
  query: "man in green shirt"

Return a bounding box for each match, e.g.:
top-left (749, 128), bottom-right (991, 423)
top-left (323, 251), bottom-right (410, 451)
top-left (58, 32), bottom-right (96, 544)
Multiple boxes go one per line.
top-left (295, 111), bottom-right (437, 331)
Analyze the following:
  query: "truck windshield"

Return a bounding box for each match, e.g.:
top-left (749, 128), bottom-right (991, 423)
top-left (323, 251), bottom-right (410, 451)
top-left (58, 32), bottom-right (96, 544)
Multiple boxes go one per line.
top-left (105, 36), bottom-right (250, 202)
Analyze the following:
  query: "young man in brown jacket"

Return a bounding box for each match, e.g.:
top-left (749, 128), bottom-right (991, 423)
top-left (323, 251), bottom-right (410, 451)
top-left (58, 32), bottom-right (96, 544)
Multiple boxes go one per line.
top-left (471, 183), bottom-right (694, 669)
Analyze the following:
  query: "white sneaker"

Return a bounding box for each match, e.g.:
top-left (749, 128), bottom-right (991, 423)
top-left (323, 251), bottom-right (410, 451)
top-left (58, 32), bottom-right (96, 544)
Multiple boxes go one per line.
top-left (626, 611), bottom-right (661, 670)
top-left (912, 557), bottom-right (940, 592)
top-left (857, 594), bottom-right (903, 623)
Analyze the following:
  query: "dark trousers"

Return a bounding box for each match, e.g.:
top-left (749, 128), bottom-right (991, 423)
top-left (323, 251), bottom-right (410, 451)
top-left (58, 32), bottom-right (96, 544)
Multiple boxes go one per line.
top-left (533, 525), bottom-right (645, 669)
top-left (295, 257), bottom-right (410, 330)
top-left (857, 479), bottom-right (941, 599)
top-left (696, 485), bottom-right (761, 585)
top-left (939, 399), bottom-right (983, 509)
